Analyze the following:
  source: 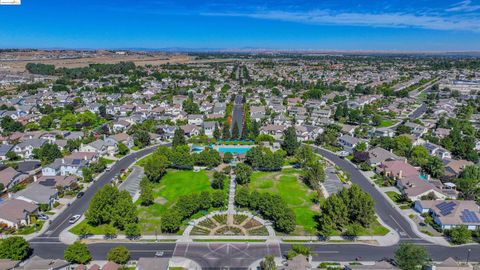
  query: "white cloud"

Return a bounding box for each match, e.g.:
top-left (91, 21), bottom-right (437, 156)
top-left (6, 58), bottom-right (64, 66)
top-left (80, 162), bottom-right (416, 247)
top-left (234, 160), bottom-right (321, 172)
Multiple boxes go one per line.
top-left (203, 9), bottom-right (480, 32)
top-left (447, 0), bottom-right (480, 12)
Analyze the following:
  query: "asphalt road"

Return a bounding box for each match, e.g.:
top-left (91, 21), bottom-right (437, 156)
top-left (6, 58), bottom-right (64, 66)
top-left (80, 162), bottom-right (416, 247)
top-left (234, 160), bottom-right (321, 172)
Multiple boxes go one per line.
top-left (311, 145), bottom-right (418, 239)
top-left (409, 103), bottom-right (427, 120)
top-left (231, 95), bottom-right (244, 135)
top-left (36, 146), bottom-right (159, 238)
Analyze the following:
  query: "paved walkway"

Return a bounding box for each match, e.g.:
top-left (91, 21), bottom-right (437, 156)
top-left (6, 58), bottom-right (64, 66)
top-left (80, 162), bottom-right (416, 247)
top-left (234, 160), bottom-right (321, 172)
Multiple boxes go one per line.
top-left (119, 165), bottom-right (144, 200)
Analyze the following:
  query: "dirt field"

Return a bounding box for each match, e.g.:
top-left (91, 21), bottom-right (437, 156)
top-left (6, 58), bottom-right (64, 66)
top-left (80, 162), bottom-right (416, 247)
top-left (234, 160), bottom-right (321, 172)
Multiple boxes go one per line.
top-left (0, 53), bottom-right (196, 73)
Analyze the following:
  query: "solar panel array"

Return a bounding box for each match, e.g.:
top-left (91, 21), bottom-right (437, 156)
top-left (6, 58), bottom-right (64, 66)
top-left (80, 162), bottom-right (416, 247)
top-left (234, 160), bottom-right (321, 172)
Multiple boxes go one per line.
top-left (460, 210), bottom-right (480, 223)
top-left (72, 159), bottom-right (81, 165)
top-left (436, 201), bottom-right (457, 216)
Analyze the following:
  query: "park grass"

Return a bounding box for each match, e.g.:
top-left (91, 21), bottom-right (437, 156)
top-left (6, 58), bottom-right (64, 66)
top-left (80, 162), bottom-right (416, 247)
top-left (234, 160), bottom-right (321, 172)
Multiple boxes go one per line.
top-left (69, 220), bottom-right (118, 235)
top-left (249, 169), bottom-right (318, 235)
top-left (378, 119), bottom-right (397, 128)
top-left (137, 170), bottom-right (213, 234)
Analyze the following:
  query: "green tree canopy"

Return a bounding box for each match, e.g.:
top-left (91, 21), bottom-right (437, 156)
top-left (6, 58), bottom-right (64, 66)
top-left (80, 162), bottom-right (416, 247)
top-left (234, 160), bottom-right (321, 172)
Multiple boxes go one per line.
top-left (64, 241), bottom-right (91, 264)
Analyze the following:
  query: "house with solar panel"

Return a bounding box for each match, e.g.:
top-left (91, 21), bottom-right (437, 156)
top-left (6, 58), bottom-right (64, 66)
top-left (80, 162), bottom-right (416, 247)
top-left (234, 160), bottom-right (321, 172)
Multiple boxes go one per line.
top-left (41, 158), bottom-right (87, 177)
top-left (414, 200), bottom-right (480, 230)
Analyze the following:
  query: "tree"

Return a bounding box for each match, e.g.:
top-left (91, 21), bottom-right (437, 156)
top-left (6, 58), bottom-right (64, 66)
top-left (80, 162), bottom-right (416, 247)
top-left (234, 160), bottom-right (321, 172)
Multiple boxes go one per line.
top-left (354, 142), bottom-right (367, 153)
top-left (172, 128), bottom-right (186, 148)
top-left (223, 152), bottom-right (233, 163)
top-left (139, 178), bottom-right (154, 206)
top-left (107, 246), bottom-right (130, 265)
top-left (35, 143), bottom-right (63, 164)
top-left (282, 126), bottom-right (299, 156)
top-left (85, 186), bottom-right (137, 230)
top-left (394, 135), bottom-right (413, 157)
top-left (231, 122), bottom-right (240, 140)
top-left (144, 155), bottom-right (168, 182)
top-left (295, 145), bottom-right (316, 167)
top-left (423, 156), bottom-right (444, 179)
top-left (222, 122), bottom-right (231, 140)
top-left (302, 161), bottom-right (325, 190)
top-left (234, 163), bottom-right (253, 185)
top-left (212, 171), bottom-right (226, 189)
top-left (0, 236), bottom-right (31, 260)
top-left (161, 211), bottom-right (182, 233)
top-left (448, 225), bottom-right (471, 245)
top-left (124, 223), bottom-right (141, 239)
top-left (117, 142), bottom-right (129, 155)
top-left (133, 130), bottom-right (150, 148)
top-left (64, 241), bottom-right (91, 264)
top-left (410, 146), bottom-right (429, 167)
top-left (0, 116), bottom-right (24, 133)
top-left (104, 224), bottom-right (118, 239)
top-left (260, 255), bottom-right (277, 270)
top-left (6, 151), bottom-right (19, 161)
top-left (39, 115), bottom-right (54, 129)
top-left (287, 244), bottom-right (311, 259)
top-left (213, 123), bottom-right (221, 140)
top-left (82, 167), bottom-right (94, 182)
top-left (211, 190), bottom-right (226, 207)
top-left (394, 243), bottom-right (430, 270)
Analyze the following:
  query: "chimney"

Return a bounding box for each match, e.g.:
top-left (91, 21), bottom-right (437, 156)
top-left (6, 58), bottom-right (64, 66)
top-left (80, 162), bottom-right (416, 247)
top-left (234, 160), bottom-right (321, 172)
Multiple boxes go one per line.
top-left (33, 175), bottom-right (37, 182)
top-left (399, 170), bottom-right (403, 179)
top-left (84, 155), bottom-right (87, 161)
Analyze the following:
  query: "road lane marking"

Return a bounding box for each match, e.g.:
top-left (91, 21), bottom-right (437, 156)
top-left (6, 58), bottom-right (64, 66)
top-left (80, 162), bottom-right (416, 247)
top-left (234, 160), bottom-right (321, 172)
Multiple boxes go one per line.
top-left (389, 215), bottom-right (410, 237)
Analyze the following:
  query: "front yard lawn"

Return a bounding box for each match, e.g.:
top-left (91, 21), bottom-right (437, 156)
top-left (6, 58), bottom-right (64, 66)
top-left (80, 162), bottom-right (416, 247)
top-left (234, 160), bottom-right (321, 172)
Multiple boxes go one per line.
top-left (137, 170), bottom-right (213, 234)
top-left (378, 120), bottom-right (397, 128)
top-left (249, 169), bottom-right (318, 235)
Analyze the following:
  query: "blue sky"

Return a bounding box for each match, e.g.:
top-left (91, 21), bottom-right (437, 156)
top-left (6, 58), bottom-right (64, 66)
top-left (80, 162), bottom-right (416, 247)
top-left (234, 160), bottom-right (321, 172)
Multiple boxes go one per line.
top-left (1, 0), bottom-right (480, 51)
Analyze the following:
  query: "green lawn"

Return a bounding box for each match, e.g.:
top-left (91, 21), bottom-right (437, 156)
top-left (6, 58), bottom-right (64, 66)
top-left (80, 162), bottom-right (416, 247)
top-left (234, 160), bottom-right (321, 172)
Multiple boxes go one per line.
top-left (70, 220), bottom-right (117, 235)
top-left (100, 157), bottom-right (115, 164)
top-left (137, 170), bottom-right (213, 234)
top-left (249, 169), bottom-right (318, 235)
top-left (378, 120), bottom-right (397, 128)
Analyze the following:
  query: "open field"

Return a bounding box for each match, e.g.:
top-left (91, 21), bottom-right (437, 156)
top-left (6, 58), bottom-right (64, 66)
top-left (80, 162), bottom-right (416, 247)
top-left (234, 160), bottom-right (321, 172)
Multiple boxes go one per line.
top-left (249, 169), bottom-right (319, 235)
top-left (137, 170), bottom-right (213, 234)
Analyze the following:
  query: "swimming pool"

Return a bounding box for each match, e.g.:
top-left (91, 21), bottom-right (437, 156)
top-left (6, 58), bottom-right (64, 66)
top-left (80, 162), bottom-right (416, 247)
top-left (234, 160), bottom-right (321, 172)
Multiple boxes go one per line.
top-left (217, 146), bottom-right (253, 154)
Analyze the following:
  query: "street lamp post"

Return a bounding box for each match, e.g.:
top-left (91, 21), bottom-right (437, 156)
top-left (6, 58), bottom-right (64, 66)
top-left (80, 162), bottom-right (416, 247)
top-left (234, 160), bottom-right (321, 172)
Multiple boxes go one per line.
top-left (466, 248), bottom-right (471, 264)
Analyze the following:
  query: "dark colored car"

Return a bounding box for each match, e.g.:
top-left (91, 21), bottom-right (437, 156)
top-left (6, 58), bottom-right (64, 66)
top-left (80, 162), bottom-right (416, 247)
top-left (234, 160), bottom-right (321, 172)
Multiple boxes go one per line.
top-left (76, 192), bottom-right (85, 198)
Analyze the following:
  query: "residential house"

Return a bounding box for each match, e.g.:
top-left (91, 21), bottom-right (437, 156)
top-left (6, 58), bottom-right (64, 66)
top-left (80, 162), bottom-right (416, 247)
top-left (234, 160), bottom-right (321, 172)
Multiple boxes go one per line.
top-left (260, 124), bottom-right (287, 140)
top-left (80, 139), bottom-right (117, 156)
top-left (37, 175), bottom-right (78, 189)
top-left (188, 114), bottom-right (204, 126)
top-left (0, 199), bottom-right (38, 229)
top-left (203, 121), bottom-right (217, 138)
top-left (21, 256), bottom-right (70, 270)
top-left (0, 144), bottom-right (13, 160)
top-left (367, 147), bottom-right (406, 166)
top-left (0, 167), bottom-right (28, 190)
top-left (13, 138), bottom-right (47, 159)
top-left (397, 176), bottom-right (450, 201)
top-left (111, 120), bottom-right (131, 133)
top-left (278, 254), bottom-right (311, 270)
top-left (107, 133), bottom-right (134, 148)
top-left (423, 142), bottom-right (452, 160)
top-left (180, 124), bottom-right (201, 137)
top-left (15, 183), bottom-right (58, 208)
top-left (250, 106), bottom-right (266, 121)
top-left (338, 135), bottom-right (364, 153)
top-left (443, 158), bottom-right (474, 180)
top-left (42, 158), bottom-right (87, 177)
top-left (414, 200), bottom-right (480, 230)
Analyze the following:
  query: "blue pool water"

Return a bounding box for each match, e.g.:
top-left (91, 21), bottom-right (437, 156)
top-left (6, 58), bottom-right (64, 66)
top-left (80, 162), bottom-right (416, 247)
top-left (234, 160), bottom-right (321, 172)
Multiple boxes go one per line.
top-left (217, 146), bottom-right (253, 154)
top-left (419, 174), bottom-right (428, 180)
